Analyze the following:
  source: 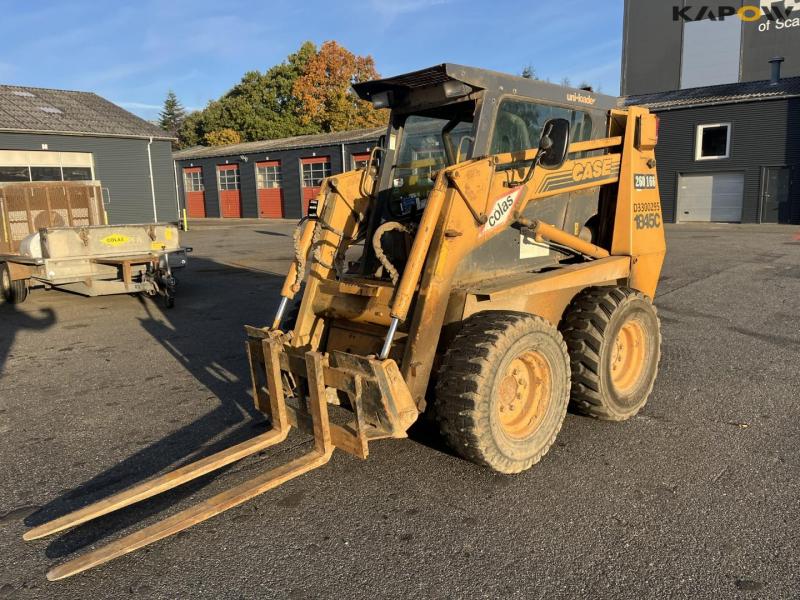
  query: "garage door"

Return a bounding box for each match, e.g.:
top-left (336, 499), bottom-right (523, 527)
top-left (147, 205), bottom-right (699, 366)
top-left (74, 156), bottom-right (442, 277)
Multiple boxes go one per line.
top-left (677, 172), bottom-right (744, 222)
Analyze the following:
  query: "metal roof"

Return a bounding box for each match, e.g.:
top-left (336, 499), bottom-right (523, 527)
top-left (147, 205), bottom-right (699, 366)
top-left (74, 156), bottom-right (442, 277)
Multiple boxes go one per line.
top-left (0, 84), bottom-right (173, 140)
top-left (172, 126), bottom-right (385, 160)
top-left (625, 76), bottom-right (800, 111)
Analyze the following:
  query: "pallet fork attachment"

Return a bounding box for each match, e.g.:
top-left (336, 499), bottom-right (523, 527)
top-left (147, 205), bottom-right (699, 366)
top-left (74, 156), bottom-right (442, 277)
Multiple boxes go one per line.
top-left (27, 331), bottom-right (417, 581)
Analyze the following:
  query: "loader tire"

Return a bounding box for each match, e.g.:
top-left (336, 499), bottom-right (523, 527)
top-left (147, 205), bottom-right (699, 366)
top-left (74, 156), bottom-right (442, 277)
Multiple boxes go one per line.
top-left (560, 286), bottom-right (661, 421)
top-left (435, 311), bottom-right (570, 474)
top-left (1, 263), bottom-right (28, 304)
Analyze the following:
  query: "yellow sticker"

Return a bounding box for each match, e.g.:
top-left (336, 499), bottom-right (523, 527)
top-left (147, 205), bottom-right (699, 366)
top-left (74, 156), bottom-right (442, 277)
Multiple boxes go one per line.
top-left (100, 234), bottom-right (130, 246)
top-left (165, 228), bottom-right (173, 241)
top-left (151, 241), bottom-right (166, 251)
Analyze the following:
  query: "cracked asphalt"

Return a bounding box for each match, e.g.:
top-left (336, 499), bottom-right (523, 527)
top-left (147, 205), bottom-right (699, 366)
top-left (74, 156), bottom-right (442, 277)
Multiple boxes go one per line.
top-left (1, 222), bottom-right (798, 599)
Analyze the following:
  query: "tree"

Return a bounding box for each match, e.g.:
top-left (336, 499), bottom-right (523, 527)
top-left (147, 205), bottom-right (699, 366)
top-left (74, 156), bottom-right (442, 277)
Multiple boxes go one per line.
top-left (560, 77), bottom-right (572, 88)
top-left (293, 41), bottom-right (388, 132)
top-left (204, 128), bottom-right (242, 146)
top-left (521, 64), bottom-right (536, 79)
top-left (578, 81), bottom-right (592, 91)
top-left (176, 42), bottom-right (318, 148)
top-left (158, 91), bottom-right (186, 138)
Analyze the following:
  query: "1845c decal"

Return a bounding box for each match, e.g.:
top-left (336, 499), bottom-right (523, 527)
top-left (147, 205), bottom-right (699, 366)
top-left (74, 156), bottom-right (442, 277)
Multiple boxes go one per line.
top-left (634, 174), bottom-right (656, 190)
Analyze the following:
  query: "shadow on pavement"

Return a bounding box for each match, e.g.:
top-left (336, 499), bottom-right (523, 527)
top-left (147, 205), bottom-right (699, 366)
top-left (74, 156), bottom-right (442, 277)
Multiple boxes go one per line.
top-left (0, 300), bottom-right (56, 375)
top-left (24, 257), bottom-right (286, 559)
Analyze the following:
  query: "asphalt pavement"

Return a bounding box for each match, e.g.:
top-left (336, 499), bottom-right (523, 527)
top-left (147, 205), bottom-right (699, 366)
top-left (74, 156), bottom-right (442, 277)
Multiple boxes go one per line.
top-left (1, 222), bottom-right (798, 599)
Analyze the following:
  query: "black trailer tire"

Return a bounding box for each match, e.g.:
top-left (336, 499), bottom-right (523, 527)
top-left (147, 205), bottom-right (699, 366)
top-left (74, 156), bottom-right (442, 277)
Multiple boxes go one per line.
top-left (435, 311), bottom-right (570, 474)
top-left (1, 263), bottom-right (28, 304)
top-left (560, 286), bottom-right (661, 421)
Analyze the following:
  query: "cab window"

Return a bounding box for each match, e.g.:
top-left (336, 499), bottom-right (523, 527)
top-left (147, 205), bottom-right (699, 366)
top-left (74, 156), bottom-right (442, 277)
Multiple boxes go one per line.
top-left (490, 99), bottom-right (593, 155)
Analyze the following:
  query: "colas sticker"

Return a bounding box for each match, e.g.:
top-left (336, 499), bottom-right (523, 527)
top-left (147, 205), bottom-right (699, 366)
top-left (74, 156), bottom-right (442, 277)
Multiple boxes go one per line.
top-left (480, 187), bottom-right (524, 237)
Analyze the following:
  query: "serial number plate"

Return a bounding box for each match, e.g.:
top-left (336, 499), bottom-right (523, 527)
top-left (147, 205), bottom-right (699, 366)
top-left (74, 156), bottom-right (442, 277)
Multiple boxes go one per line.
top-left (634, 174), bottom-right (656, 189)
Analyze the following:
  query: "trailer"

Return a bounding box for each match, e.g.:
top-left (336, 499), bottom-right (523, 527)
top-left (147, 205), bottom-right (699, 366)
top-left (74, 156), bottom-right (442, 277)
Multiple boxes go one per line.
top-left (0, 181), bottom-right (190, 307)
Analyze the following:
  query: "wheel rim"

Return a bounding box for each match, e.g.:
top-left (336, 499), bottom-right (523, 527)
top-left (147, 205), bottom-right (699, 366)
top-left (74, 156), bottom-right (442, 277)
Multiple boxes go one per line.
top-left (610, 318), bottom-right (646, 394)
top-left (497, 350), bottom-right (552, 439)
top-left (1, 268), bottom-right (9, 292)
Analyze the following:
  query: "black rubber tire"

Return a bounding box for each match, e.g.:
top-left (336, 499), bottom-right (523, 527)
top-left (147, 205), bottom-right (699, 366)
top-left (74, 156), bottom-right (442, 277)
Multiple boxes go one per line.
top-left (434, 311), bottom-right (570, 474)
top-left (1, 263), bottom-right (28, 304)
top-left (560, 286), bottom-right (661, 421)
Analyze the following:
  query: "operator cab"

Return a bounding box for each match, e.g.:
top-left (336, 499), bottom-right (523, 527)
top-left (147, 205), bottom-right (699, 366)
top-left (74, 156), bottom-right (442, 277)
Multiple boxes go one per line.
top-left (350, 64), bottom-right (618, 279)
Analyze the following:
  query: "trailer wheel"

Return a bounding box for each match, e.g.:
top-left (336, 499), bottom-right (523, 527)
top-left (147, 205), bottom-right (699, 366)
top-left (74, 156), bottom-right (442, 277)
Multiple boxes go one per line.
top-left (560, 286), bottom-right (661, 421)
top-left (1, 263), bottom-right (28, 304)
top-left (435, 311), bottom-right (570, 474)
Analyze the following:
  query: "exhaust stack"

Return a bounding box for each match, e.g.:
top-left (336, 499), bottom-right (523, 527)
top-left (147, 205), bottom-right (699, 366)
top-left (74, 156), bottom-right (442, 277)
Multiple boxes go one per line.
top-left (769, 56), bottom-right (784, 85)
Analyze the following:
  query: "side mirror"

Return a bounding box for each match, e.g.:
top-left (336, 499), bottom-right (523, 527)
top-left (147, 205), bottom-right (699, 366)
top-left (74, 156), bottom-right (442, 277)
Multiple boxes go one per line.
top-left (538, 118), bottom-right (571, 169)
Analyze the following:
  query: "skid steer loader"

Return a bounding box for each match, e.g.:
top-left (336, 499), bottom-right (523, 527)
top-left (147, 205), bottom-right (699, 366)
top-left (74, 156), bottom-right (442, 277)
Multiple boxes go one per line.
top-left (25, 64), bottom-right (666, 580)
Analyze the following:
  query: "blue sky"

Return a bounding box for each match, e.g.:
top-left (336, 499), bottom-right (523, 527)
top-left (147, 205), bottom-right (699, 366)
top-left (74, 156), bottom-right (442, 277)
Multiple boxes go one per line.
top-left (2, 0), bottom-right (623, 121)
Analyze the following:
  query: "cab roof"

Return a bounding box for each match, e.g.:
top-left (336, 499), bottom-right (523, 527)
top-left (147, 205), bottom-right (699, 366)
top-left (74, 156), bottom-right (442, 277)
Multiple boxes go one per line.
top-left (353, 63), bottom-right (619, 112)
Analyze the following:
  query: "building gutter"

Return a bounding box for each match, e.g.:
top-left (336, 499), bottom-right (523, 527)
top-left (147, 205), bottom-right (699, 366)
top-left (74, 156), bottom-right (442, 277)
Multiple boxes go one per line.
top-left (172, 159), bottom-right (181, 221)
top-left (340, 143), bottom-right (347, 172)
top-left (147, 136), bottom-right (158, 222)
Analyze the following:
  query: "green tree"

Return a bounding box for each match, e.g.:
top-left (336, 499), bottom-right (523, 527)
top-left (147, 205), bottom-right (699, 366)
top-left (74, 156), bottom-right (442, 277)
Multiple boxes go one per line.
top-left (158, 91), bottom-right (186, 139)
top-left (521, 64), bottom-right (536, 79)
top-left (177, 42), bottom-right (318, 148)
top-left (176, 41), bottom-right (386, 148)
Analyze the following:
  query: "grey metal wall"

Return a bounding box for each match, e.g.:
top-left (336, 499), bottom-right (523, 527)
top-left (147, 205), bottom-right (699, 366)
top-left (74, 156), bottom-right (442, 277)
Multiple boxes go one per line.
top-left (621, 0), bottom-right (684, 95)
top-left (623, 0), bottom-right (800, 95)
top-left (0, 132), bottom-right (179, 224)
top-left (176, 141), bottom-right (375, 220)
top-left (653, 98), bottom-right (800, 223)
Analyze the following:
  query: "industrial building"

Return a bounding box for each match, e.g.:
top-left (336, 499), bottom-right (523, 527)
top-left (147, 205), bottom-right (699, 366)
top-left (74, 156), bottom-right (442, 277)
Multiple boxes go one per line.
top-left (0, 85), bottom-right (178, 224)
top-left (172, 127), bottom-right (382, 220)
top-left (623, 0), bottom-right (800, 223)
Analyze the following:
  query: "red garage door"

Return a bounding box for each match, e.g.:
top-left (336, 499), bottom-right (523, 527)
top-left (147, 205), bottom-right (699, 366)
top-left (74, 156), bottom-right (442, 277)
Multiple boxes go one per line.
top-left (352, 152), bottom-right (371, 171)
top-left (301, 156), bottom-right (331, 215)
top-left (183, 167), bottom-right (205, 218)
top-left (256, 160), bottom-right (284, 218)
top-left (217, 164), bottom-right (241, 218)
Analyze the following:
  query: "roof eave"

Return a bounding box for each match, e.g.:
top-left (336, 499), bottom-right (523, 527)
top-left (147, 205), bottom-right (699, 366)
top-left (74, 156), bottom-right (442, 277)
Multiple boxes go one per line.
top-left (0, 127), bottom-right (176, 141)
top-left (636, 93), bottom-right (800, 112)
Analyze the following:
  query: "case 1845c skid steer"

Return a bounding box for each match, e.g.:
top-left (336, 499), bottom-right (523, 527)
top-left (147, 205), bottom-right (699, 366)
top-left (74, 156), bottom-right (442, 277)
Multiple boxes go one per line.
top-left (26, 64), bottom-right (666, 580)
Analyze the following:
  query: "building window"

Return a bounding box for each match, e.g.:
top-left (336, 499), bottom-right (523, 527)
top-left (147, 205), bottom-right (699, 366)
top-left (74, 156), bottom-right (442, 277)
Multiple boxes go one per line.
top-left (30, 166), bottom-right (64, 181)
top-left (218, 166), bottom-right (240, 190)
top-left (680, 17), bottom-right (741, 89)
top-left (62, 166), bottom-right (93, 181)
top-left (256, 162), bottom-right (282, 188)
top-left (695, 124), bottom-right (731, 160)
top-left (0, 150), bottom-right (94, 182)
top-left (352, 153), bottom-right (371, 170)
top-left (0, 166), bottom-right (31, 182)
top-left (184, 170), bottom-right (204, 192)
top-left (301, 159), bottom-right (331, 187)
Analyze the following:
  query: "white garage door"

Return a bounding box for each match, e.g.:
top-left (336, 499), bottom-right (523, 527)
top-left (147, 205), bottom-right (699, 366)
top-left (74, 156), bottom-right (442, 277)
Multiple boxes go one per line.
top-left (677, 173), bottom-right (744, 222)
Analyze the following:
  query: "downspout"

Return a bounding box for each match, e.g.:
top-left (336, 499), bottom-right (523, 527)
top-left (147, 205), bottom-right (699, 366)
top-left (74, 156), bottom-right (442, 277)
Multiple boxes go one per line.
top-left (341, 143), bottom-right (347, 172)
top-left (147, 136), bottom-right (158, 223)
top-left (172, 159), bottom-right (181, 221)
